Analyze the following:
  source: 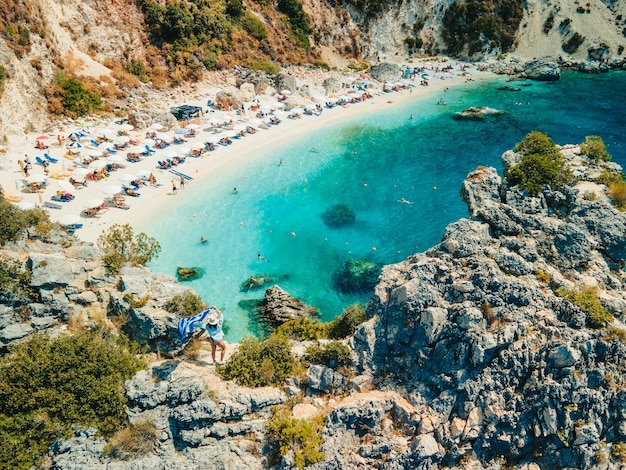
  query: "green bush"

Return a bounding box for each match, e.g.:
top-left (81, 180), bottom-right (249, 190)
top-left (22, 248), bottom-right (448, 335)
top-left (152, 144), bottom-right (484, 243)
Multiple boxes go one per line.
top-left (580, 135), bottom-right (611, 162)
top-left (218, 334), bottom-right (298, 387)
top-left (442, 0), bottom-right (523, 54)
top-left (278, 0), bottom-right (312, 49)
top-left (0, 257), bottom-right (35, 304)
top-left (248, 59), bottom-right (280, 75)
top-left (0, 198), bottom-right (50, 245)
top-left (97, 224), bottom-right (161, 275)
top-left (556, 285), bottom-right (614, 328)
top-left (303, 341), bottom-right (352, 369)
top-left (266, 405), bottom-right (325, 469)
top-left (54, 71), bottom-right (102, 118)
top-left (507, 131), bottom-right (574, 196)
top-left (562, 32), bottom-right (585, 53)
top-left (0, 64), bottom-right (7, 94)
top-left (0, 329), bottom-right (145, 469)
top-left (164, 291), bottom-right (207, 317)
top-left (275, 318), bottom-right (329, 340)
top-left (327, 303), bottom-right (365, 339)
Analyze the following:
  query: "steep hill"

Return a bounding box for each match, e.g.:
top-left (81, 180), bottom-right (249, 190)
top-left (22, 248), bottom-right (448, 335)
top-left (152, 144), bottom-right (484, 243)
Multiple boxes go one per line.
top-left (0, 0), bottom-right (624, 134)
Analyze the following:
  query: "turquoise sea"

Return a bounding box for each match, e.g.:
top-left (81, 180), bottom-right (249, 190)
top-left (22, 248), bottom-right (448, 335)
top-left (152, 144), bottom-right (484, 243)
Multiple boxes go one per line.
top-left (146, 70), bottom-right (626, 341)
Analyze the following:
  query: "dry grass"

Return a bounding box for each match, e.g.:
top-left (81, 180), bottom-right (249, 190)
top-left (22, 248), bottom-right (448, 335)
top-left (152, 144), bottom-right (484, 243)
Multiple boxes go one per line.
top-left (182, 336), bottom-right (207, 361)
top-left (608, 180), bottom-right (626, 211)
top-left (105, 418), bottom-right (158, 460)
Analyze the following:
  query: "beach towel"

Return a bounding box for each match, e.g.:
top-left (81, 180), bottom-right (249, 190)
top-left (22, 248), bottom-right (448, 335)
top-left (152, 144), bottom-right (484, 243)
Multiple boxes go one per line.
top-left (177, 307), bottom-right (214, 341)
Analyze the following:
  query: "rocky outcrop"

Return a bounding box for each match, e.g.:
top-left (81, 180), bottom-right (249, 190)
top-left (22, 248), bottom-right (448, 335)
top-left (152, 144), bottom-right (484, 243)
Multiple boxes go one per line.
top-left (351, 146), bottom-right (626, 468)
top-left (369, 62), bottom-right (401, 83)
top-left (50, 361), bottom-right (288, 469)
top-left (524, 57), bottom-right (561, 81)
top-left (259, 285), bottom-right (319, 327)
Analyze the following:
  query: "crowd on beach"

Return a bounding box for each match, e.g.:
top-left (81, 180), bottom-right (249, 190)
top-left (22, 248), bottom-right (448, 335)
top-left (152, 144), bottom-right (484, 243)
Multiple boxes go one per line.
top-left (0, 60), bottom-right (479, 239)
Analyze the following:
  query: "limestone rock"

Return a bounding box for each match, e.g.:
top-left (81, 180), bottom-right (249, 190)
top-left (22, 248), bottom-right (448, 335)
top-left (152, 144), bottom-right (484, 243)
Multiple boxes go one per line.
top-left (524, 57), bottom-right (561, 81)
top-left (370, 62), bottom-right (401, 83)
top-left (275, 73), bottom-right (297, 93)
top-left (259, 285), bottom-right (318, 327)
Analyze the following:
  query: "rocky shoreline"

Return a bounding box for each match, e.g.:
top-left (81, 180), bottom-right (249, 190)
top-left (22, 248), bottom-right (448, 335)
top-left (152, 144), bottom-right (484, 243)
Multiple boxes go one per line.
top-left (1, 136), bottom-right (625, 468)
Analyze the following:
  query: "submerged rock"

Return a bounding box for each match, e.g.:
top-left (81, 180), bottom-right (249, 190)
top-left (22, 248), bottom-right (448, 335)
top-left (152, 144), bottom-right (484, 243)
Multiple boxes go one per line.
top-left (320, 204), bottom-right (356, 228)
top-left (176, 267), bottom-right (204, 282)
top-left (332, 258), bottom-right (382, 294)
top-left (452, 106), bottom-right (506, 121)
top-left (240, 273), bottom-right (274, 291)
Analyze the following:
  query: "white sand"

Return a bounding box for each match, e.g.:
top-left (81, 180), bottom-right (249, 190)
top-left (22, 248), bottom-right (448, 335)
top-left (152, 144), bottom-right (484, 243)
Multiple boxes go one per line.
top-left (0, 64), bottom-right (496, 244)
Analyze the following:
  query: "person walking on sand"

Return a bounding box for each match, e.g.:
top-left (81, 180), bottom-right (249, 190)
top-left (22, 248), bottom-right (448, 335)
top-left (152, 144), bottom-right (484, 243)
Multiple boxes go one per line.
top-left (205, 308), bottom-right (226, 364)
top-left (171, 180), bottom-right (177, 195)
top-left (180, 175), bottom-right (185, 190)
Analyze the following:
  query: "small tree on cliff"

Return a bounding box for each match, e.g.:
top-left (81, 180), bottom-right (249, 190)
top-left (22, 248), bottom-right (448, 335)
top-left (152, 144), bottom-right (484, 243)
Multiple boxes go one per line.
top-left (507, 131), bottom-right (575, 196)
top-left (97, 224), bottom-right (161, 275)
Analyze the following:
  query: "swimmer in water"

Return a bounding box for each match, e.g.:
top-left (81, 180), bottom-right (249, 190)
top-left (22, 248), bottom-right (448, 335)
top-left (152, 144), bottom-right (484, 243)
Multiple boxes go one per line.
top-left (397, 197), bottom-right (413, 205)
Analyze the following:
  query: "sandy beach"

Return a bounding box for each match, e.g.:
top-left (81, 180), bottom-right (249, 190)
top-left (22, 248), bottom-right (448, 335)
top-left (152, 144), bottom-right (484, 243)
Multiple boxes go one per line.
top-left (0, 62), bottom-right (495, 244)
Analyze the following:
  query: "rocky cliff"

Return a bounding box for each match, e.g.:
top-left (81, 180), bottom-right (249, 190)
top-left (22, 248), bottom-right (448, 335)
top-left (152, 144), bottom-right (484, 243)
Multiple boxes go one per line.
top-left (0, 0), bottom-right (625, 135)
top-left (12, 142), bottom-right (618, 469)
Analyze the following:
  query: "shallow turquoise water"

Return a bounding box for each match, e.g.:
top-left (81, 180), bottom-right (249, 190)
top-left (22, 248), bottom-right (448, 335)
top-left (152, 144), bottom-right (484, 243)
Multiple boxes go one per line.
top-left (146, 70), bottom-right (626, 341)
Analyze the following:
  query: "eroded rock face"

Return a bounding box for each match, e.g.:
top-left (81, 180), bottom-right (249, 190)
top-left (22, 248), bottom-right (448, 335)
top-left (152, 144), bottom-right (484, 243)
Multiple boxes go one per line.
top-left (349, 146), bottom-right (626, 468)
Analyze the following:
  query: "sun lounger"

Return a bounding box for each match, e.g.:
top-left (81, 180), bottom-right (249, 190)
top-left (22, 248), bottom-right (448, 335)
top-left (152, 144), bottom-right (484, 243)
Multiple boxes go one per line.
top-left (3, 192), bottom-right (22, 202)
top-left (35, 156), bottom-right (45, 166)
top-left (145, 145), bottom-right (156, 154)
top-left (89, 139), bottom-right (100, 147)
top-left (44, 153), bottom-right (58, 163)
top-left (44, 201), bottom-right (62, 209)
top-left (106, 147), bottom-right (118, 154)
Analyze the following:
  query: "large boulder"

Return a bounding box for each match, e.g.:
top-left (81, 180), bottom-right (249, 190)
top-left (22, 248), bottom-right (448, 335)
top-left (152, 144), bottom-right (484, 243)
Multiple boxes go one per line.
top-left (370, 62), bottom-right (401, 83)
top-left (214, 91), bottom-right (242, 111)
top-left (129, 109), bottom-right (177, 130)
top-left (275, 73), bottom-right (297, 93)
top-left (524, 57), bottom-right (560, 81)
top-left (259, 285), bottom-right (318, 327)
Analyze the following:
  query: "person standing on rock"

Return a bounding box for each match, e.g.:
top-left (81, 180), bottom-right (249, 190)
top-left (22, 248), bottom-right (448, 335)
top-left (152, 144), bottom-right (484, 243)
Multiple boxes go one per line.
top-left (205, 308), bottom-right (226, 365)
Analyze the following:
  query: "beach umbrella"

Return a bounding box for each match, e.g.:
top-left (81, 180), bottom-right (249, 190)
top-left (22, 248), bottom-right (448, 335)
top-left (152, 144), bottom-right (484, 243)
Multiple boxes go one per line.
top-left (119, 173), bottom-right (138, 183)
top-left (16, 201), bottom-right (37, 210)
top-left (116, 136), bottom-right (131, 144)
top-left (205, 135), bottom-right (219, 144)
top-left (162, 150), bottom-right (178, 159)
top-left (88, 160), bottom-right (108, 169)
top-left (273, 109), bottom-right (285, 116)
top-left (187, 123), bottom-right (200, 130)
top-left (83, 148), bottom-right (103, 157)
top-left (83, 198), bottom-right (104, 209)
top-left (102, 185), bottom-right (123, 195)
top-left (135, 169), bottom-right (151, 179)
top-left (71, 168), bottom-right (89, 177)
top-left (155, 132), bottom-right (172, 142)
top-left (68, 141), bottom-right (82, 148)
top-left (105, 154), bottom-right (124, 163)
top-left (58, 180), bottom-right (75, 193)
top-left (26, 174), bottom-right (47, 184)
top-left (37, 135), bottom-right (49, 140)
top-left (119, 123), bottom-right (134, 131)
top-left (177, 147), bottom-right (191, 156)
top-left (59, 214), bottom-right (81, 226)
top-left (174, 128), bottom-right (187, 134)
top-left (141, 138), bottom-right (156, 146)
top-left (149, 123), bottom-right (163, 131)
top-left (95, 127), bottom-right (114, 137)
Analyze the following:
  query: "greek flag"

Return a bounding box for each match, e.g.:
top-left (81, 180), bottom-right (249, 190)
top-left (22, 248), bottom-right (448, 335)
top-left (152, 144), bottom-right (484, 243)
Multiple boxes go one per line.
top-left (177, 307), bottom-right (213, 341)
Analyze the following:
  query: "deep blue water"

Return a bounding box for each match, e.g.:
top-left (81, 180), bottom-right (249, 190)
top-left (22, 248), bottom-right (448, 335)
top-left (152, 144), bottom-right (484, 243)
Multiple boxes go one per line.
top-left (146, 70), bottom-right (626, 341)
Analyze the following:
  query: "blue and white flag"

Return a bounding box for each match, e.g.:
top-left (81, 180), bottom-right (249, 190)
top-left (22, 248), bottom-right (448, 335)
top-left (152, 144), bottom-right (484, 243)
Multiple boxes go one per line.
top-left (177, 307), bottom-right (213, 341)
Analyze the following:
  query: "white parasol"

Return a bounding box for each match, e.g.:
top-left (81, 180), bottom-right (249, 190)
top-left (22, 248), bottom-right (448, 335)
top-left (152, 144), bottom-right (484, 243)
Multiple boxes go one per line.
top-left (88, 160), bottom-right (108, 169)
top-left (149, 123), bottom-right (163, 131)
top-left (71, 168), bottom-right (90, 177)
top-left (83, 148), bottom-right (103, 157)
top-left (59, 214), bottom-right (82, 226)
top-left (135, 169), bottom-right (152, 179)
top-left (116, 136), bottom-right (131, 144)
top-left (119, 123), bottom-right (134, 131)
top-left (141, 138), bottom-right (156, 146)
top-left (16, 201), bottom-right (36, 210)
top-left (102, 185), bottom-right (123, 195)
top-left (105, 155), bottom-right (124, 163)
top-left (58, 180), bottom-right (75, 193)
top-left (186, 123), bottom-right (200, 130)
top-left (83, 198), bottom-right (104, 209)
top-left (162, 150), bottom-right (178, 159)
top-left (118, 173), bottom-right (138, 183)
top-left (26, 174), bottom-right (48, 184)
